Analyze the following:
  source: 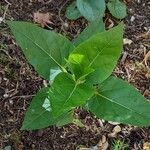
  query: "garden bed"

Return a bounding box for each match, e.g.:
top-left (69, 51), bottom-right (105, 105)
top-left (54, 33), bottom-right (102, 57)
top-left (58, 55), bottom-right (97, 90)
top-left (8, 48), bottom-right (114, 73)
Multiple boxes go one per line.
top-left (0, 0), bottom-right (150, 149)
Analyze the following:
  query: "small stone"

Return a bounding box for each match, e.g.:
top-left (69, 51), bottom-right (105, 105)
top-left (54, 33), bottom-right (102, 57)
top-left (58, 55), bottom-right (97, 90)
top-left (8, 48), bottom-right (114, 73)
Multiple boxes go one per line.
top-left (137, 0), bottom-right (141, 4)
top-left (123, 38), bottom-right (133, 45)
top-left (9, 99), bottom-right (13, 104)
top-left (3, 93), bottom-right (9, 98)
top-left (63, 22), bottom-right (69, 30)
top-left (3, 77), bottom-right (8, 81)
top-left (32, 144), bottom-right (35, 149)
top-left (0, 17), bottom-right (3, 23)
top-left (130, 16), bottom-right (135, 22)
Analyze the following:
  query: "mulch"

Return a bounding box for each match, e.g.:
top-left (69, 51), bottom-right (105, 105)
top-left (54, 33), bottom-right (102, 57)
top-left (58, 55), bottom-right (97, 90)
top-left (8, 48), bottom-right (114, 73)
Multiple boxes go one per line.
top-left (0, 0), bottom-right (150, 149)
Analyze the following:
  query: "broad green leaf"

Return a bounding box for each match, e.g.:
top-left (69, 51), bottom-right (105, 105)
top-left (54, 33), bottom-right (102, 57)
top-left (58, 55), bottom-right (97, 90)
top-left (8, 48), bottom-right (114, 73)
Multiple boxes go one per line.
top-left (49, 72), bottom-right (94, 117)
top-left (69, 24), bottom-right (123, 84)
top-left (8, 21), bottom-right (74, 80)
top-left (65, 1), bottom-right (82, 20)
top-left (74, 20), bottom-right (105, 46)
top-left (22, 87), bottom-right (74, 130)
top-left (87, 76), bottom-right (150, 126)
top-left (77, 0), bottom-right (106, 21)
top-left (56, 111), bottom-right (74, 127)
top-left (107, 0), bottom-right (127, 19)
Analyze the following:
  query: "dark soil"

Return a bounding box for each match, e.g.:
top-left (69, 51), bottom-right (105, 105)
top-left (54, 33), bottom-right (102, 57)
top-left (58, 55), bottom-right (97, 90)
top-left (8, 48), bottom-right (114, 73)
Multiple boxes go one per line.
top-left (0, 0), bottom-right (150, 150)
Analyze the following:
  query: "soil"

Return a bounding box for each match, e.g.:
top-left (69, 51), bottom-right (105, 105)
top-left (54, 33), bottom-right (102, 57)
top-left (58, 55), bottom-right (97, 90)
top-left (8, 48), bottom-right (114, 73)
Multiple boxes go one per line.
top-left (0, 0), bottom-right (150, 150)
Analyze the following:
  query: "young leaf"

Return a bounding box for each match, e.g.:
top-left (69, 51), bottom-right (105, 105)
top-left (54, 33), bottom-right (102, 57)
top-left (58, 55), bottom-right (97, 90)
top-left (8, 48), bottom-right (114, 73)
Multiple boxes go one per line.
top-left (22, 87), bottom-right (74, 130)
top-left (49, 72), bottom-right (94, 117)
top-left (77, 0), bottom-right (106, 21)
top-left (65, 1), bottom-right (82, 20)
top-left (86, 76), bottom-right (150, 126)
top-left (74, 20), bottom-right (105, 46)
top-left (69, 24), bottom-right (123, 84)
top-left (107, 0), bottom-right (127, 19)
top-left (8, 21), bottom-right (74, 80)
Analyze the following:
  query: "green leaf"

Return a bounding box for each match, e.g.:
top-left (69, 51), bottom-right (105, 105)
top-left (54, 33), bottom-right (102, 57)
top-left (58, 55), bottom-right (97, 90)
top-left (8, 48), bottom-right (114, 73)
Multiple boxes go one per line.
top-left (56, 111), bottom-right (74, 127)
top-left (87, 76), bottom-right (150, 126)
top-left (74, 20), bottom-right (105, 46)
top-left (77, 0), bottom-right (106, 21)
top-left (69, 24), bottom-right (123, 84)
top-left (49, 72), bottom-right (94, 117)
top-left (22, 87), bottom-right (74, 130)
top-left (3, 146), bottom-right (11, 150)
top-left (65, 1), bottom-right (82, 20)
top-left (8, 21), bottom-right (74, 80)
top-left (107, 0), bottom-right (127, 19)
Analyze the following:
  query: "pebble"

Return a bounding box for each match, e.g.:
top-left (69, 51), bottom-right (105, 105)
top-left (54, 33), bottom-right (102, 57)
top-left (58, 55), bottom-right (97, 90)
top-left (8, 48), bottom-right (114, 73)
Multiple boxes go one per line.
top-left (130, 16), bottom-right (135, 22)
top-left (0, 17), bottom-right (3, 23)
top-left (123, 38), bottom-right (133, 45)
top-left (137, 0), bottom-right (141, 4)
top-left (3, 93), bottom-right (9, 98)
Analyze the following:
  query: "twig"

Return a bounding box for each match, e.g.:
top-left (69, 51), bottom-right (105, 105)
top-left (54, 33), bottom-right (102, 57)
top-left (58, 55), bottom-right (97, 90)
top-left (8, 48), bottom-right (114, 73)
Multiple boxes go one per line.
top-left (58, 0), bottom-right (69, 24)
top-left (1, 4), bottom-right (9, 22)
top-left (4, 0), bottom-right (11, 5)
top-left (10, 95), bottom-right (35, 100)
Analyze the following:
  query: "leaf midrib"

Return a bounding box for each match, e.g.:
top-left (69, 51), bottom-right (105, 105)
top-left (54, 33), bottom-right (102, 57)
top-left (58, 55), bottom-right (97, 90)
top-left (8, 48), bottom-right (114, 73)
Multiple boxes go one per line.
top-left (15, 27), bottom-right (64, 70)
top-left (87, 31), bottom-right (121, 68)
top-left (97, 93), bottom-right (149, 119)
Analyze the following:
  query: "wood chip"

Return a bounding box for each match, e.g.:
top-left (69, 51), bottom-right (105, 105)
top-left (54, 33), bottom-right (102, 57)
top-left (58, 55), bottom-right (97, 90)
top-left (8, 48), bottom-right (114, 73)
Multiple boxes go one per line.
top-left (123, 38), bottom-right (133, 45)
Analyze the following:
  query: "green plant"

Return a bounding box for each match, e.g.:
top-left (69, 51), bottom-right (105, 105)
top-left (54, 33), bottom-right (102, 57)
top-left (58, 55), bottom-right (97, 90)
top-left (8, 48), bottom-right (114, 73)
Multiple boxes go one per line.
top-left (113, 140), bottom-right (128, 150)
top-left (8, 21), bottom-right (150, 130)
top-left (65, 0), bottom-right (127, 21)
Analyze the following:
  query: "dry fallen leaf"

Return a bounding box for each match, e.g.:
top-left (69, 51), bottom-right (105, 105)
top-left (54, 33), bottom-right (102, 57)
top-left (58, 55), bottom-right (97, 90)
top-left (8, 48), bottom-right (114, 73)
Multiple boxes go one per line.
top-left (113, 125), bottom-right (121, 133)
top-left (145, 71), bottom-right (150, 78)
top-left (143, 142), bottom-right (150, 150)
top-left (143, 51), bottom-right (150, 67)
top-left (97, 135), bottom-right (109, 150)
top-left (33, 12), bottom-right (51, 27)
top-left (140, 30), bottom-right (150, 39)
top-left (108, 125), bottom-right (121, 137)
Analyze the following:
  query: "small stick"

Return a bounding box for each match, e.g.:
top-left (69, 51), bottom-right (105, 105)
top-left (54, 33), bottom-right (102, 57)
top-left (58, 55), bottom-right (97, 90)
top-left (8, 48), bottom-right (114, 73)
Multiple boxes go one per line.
top-left (4, 0), bottom-right (11, 5)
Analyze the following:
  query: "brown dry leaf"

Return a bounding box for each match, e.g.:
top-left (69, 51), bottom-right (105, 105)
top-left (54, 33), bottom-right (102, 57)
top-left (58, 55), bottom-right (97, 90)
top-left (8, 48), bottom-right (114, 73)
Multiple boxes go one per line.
top-left (145, 71), bottom-right (150, 78)
top-left (97, 135), bottom-right (109, 150)
top-left (113, 125), bottom-right (122, 133)
top-left (144, 51), bottom-right (150, 67)
top-left (140, 31), bottom-right (150, 39)
top-left (33, 12), bottom-right (51, 27)
top-left (108, 125), bottom-right (121, 137)
top-left (143, 142), bottom-right (150, 150)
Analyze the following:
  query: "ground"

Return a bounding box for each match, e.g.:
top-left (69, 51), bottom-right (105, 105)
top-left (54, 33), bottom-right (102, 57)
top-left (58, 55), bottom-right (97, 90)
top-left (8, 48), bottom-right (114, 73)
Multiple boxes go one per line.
top-left (0, 0), bottom-right (150, 150)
